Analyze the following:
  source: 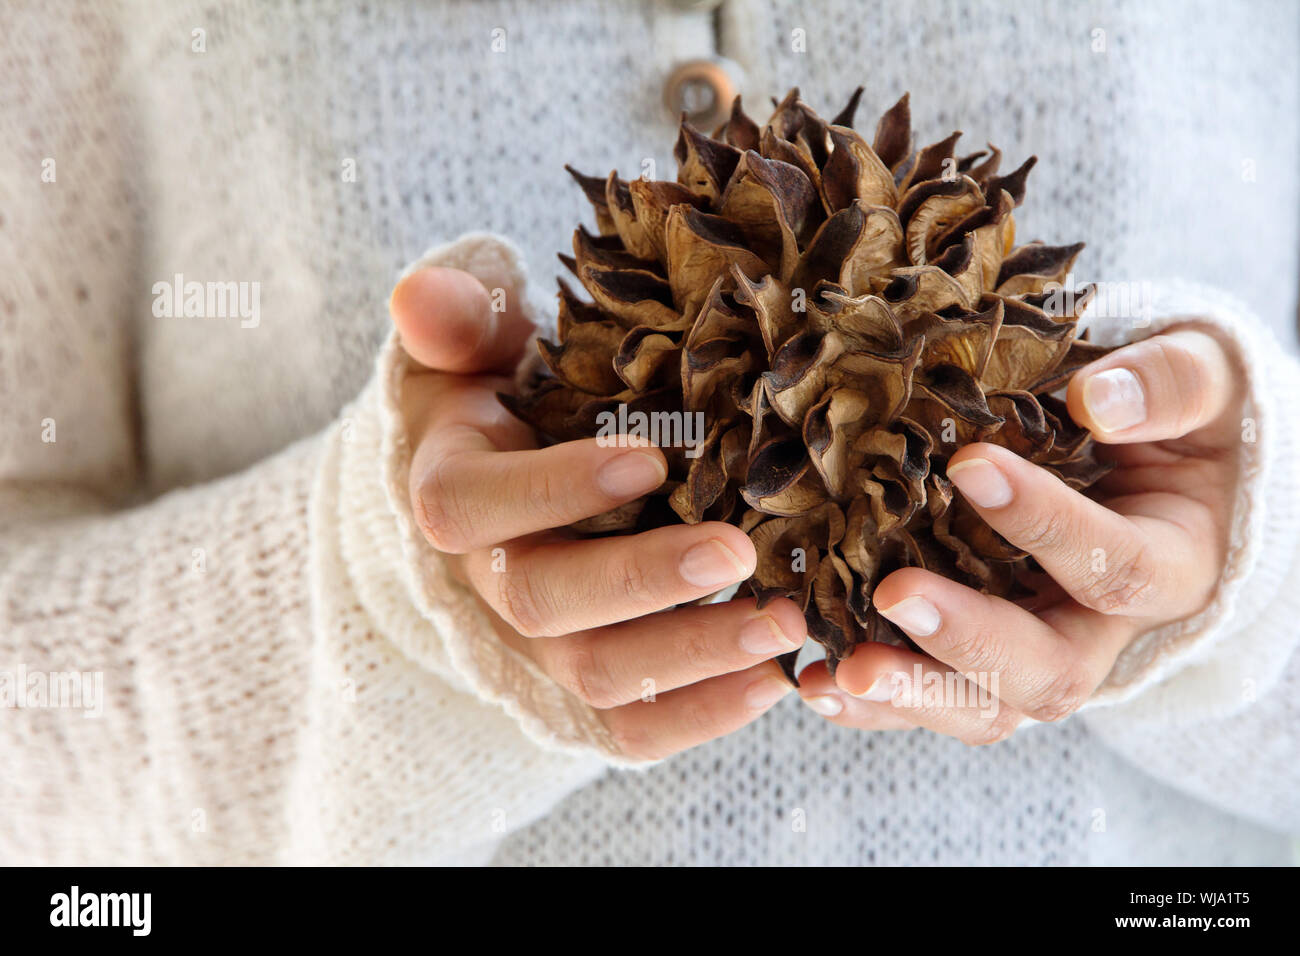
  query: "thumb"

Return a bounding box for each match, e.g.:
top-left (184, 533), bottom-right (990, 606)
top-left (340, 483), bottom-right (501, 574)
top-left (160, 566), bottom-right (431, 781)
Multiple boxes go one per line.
top-left (389, 266), bottom-right (535, 374)
top-left (1066, 326), bottom-right (1243, 447)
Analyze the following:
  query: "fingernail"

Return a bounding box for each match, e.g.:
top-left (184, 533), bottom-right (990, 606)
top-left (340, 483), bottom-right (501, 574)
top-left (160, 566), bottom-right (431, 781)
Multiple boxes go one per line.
top-left (744, 675), bottom-right (793, 711)
top-left (856, 674), bottom-right (900, 702)
top-left (595, 450), bottom-right (666, 498)
top-left (1083, 367), bottom-right (1147, 433)
top-left (803, 694), bottom-right (844, 717)
top-left (738, 614), bottom-right (798, 655)
top-left (946, 458), bottom-right (1013, 509)
top-left (876, 595), bottom-right (942, 637)
top-left (679, 539), bottom-right (752, 589)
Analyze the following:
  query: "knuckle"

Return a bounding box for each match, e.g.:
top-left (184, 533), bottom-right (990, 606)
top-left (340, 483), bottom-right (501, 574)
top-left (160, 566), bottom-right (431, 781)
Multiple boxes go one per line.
top-left (516, 464), bottom-right (570, 531)
top-left (676, 696), bottom-right (728, 747)
top-left (611, 553), bottom-right (654, 605)
top-left (414, 458), bottom-right (475, 553)
top-left (1014, 506), bottom-right (1073, 555)
top-left (675, 627), bottom-right (717, 672)
top-left (940, 626), bottom-right (1008, 675)
top-left (604, 711), bottom-right (668, 761)
top-left (1023, 668), bottom-right (1090, 723)
top-left (495, 570), bottom-right (553, 638)
top-left (551, 641), bottom-right (622, 709)
top-left (968, 711), bottom-right (1019, 746)
top-left (1079, 544), bottom-right (1158, 615)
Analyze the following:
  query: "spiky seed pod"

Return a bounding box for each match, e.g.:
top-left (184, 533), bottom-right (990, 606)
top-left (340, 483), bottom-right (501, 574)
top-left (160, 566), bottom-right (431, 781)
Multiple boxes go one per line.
top-left (502, 88), bottom-right (1114, 677)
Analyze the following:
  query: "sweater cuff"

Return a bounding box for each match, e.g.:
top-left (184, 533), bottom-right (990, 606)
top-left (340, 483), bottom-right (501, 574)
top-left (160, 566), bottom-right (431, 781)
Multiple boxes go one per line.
top-left (1080, 279), bottom-right (1300, 718)
top-left (337, 232), bottom-right (631, 764)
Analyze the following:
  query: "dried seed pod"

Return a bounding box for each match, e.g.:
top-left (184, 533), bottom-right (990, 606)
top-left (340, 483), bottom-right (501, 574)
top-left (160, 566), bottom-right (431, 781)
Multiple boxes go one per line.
top-left (503, 89), bottom-right (1114, 676)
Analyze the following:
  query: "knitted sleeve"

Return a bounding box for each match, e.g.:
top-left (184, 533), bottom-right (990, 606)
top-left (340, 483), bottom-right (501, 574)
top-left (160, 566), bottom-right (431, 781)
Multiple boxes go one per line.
top-left (0, 233), bottom-right (612, 864)
top-left (354, 234), bottom-right (631, 766)
top-left (368, 250), bottom-right (1300, 835)
top-left (1077, 280), bottom-right (1300, 834)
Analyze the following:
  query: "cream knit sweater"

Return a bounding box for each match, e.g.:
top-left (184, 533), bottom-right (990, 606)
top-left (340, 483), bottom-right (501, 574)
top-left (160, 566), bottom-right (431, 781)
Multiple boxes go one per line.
top-left (2, 0), bottom-right (1298, 865)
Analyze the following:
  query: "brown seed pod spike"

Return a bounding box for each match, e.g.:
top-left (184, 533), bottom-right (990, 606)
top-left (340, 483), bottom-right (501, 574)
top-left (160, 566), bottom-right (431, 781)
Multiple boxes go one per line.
top-left (503, 90), bottom-right (1114, 678)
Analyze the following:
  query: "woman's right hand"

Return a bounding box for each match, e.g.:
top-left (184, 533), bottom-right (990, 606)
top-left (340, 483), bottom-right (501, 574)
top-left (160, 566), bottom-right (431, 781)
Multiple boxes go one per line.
top-left (389, 265), bottom-right (805, 760)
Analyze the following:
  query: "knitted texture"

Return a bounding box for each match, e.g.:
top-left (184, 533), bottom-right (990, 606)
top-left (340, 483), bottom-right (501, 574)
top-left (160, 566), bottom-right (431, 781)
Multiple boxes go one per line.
top-left (1, 0), bottom-right (1297, 865)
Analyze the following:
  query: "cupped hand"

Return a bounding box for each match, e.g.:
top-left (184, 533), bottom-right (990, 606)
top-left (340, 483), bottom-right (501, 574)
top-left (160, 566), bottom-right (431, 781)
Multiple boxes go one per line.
top-left (798, 326), bottom-right (1246, 744)
top-left (390, 266), bottom-right (804, 760)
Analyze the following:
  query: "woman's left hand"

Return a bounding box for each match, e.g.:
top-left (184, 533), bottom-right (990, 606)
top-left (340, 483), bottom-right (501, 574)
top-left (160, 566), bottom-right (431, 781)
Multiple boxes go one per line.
top-left (797, 325), bottom-right (1247, 744)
